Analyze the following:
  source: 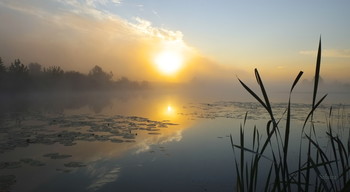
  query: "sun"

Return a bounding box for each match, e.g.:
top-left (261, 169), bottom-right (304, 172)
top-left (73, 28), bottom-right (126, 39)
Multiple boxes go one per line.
top-left (154, 50), bottom-right (183, 75)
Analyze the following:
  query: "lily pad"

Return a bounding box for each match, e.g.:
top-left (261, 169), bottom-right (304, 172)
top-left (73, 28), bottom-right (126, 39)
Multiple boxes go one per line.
top-left (43, 153), bottom-right (72, 159)
top-left (56, 168), bottom-right (72, 173)
top-left (0, 161), bottom-right (22, 169)
top-left (148, 132), bottom-right (161, 135)
top-left (0, 111), bottom-right (180, 155)
top-left (20, 158), bottom-right (45, 166)
top-left (110, 139), bottom-right (123, 143)
top-left (0, 175), bottom-right (16, 191)
top-left (64, 162), bottom-right (86, 168)
top-left (122, 134), bottom-right (135, 139)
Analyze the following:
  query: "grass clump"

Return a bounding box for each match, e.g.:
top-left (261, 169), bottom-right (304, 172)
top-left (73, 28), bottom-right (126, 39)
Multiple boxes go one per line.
top-left (231, 38), bottom-right (350, 191)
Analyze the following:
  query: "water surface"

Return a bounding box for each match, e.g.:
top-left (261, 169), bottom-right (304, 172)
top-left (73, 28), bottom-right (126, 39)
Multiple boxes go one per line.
top-left (1, 90), bottom-right (349, 191)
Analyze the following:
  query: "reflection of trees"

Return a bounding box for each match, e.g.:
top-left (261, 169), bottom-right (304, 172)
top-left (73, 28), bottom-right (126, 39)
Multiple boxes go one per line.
top-left (0, 57), bottom-right (150, 93)
top-left (87, 94), bottom-right (113, 113)
top-left (0, 57), bottom-right (152, 114)
top-left (0, 92), bottom-right (114, 114)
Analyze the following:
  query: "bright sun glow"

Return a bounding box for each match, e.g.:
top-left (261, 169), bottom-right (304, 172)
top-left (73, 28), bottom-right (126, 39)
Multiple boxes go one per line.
top-left (154, 51), bottom-right (183, 75)
top-left (165, 105), bottom-right (175, 116)
top-left (167, 105), bottom-right (173, 112)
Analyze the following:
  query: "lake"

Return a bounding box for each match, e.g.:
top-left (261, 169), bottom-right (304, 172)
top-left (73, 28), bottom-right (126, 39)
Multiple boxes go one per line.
top-left (1, 89), bottom-right (349, 191)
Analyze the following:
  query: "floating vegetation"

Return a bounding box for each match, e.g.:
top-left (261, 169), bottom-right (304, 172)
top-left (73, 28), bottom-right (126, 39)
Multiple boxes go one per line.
top-left (0, 158), bottom-right (45, 169)
top-left (0, 113), bottom-right (178, 154)
top-left (43, 153), bottom-right (72, 159)
top-left (148, 132), bottom-right (161, 135)
top-left (64, 162), bottom-right (86, 168)
top-left (0, 161), bottom-right (22, 169)
top-left (0, 175), bottom-right (16, 192)
top-left (122, 133), bottom-right (135, 139)
top-left (0, 112), bottom-right (179, 190)
top-left (56, 168), bottom-right (72, 173)
top-left (20, 158), bottom-right (45, 166)
top-left (110, 138), bottom-right (123, 143)
top-left (180, 101), bottom-right (349, 123)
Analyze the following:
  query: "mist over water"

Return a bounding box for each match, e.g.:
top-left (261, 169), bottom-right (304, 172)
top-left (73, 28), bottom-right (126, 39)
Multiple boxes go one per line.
top-left (1, 82), bottom-right (349, 191)
top-left (0, 41), bottom-right (349, 191)
top-left (1, 0), bottom-right (350, 191)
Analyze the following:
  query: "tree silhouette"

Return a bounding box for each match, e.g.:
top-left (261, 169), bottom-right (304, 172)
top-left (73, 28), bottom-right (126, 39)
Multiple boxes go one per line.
top-left (8, 59), bottom-right (29, 75)
top-left (0, 57), bottom-right (6, 74)
top-left (28, 62), bottom-right (42, 76)
top-left (44, 66), bottom-right (64, 77)
top-left (0, 57), bottom-right (6, 89)
top-left (63, 71), bottom-right (89, 91)
top-left (0, 57), bottom-right (147, 93)
top-left (7, 59), bottom-right (29, 91)
top-left (88, 65), bottom-right (112, 81)
top-left (88, 65), bottom-right (113, 89)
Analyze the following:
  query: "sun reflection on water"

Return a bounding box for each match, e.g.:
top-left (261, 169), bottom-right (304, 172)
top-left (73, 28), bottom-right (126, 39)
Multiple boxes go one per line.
top-left (155, 102), bottom-right (179, 122)
top-left (0, 94), bottom-right (199, 191)
top-left (132, 102), bottom-right (192, 154)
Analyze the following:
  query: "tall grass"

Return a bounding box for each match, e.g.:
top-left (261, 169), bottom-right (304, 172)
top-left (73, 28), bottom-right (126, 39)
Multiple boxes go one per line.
top-left (231, 38), bottom-right (350, 191)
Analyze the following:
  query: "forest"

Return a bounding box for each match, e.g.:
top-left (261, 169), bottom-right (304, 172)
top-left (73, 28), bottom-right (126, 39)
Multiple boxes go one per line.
top-left (0, 57), bottom-right (149, 93)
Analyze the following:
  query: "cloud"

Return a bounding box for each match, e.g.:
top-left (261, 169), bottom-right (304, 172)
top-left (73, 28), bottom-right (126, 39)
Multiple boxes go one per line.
top-left (86, 0), bottom-right (122, 7)
top-left (86, 164), bottom-right (121, 191)
top-left (111, 0), bottom-right (122, 5)
top-left (129, 17), bottom-right (185, 45)
top-left (0, 0), bottom-right (237, 82)
top-left (134, 130), bottom-right (183, 154)
top-left (299, 49), bottom-right (350, 58)
top-left (0, 1), bottom-right (183, 75)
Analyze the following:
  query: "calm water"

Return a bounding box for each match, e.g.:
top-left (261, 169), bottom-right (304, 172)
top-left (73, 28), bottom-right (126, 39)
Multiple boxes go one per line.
top-left (1, 90), bottom-right (349, 191)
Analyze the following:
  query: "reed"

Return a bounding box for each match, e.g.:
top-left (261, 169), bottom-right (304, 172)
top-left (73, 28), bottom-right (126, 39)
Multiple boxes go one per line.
top-left (232, 38), bottom-right (350, 191)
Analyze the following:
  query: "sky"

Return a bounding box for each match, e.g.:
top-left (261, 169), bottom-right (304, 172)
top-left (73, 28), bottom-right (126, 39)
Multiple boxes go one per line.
top-left (0, 0), bottom-right (349, 84)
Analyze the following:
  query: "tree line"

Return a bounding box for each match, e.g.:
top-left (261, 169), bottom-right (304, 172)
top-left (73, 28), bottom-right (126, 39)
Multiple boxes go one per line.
top-left (0, 57), bottom-right (149, 93)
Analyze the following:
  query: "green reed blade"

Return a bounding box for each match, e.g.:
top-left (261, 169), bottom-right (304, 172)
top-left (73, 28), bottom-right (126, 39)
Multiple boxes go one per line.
top-left (243, 111), bottom-right (248, 128)
top-left (282, 70), bottom-right (303, 192)
top-left (264, 164), bottom-right (273, 192)
top-left (240, 126), bottom-right (245, 192)
top-left (291, 71), bottom-right (304, 92)
top-left (238, 78), bottom-right (267, 110)
top-left (308, 157), bottom-right (330, 191)
top-left (232, 144), bottom-right (272, 161)
top-left (254, 69), bottom-right (272, 116)
top-left (312, 37), bottom-right (322, 110)
top-left (340, 180), bottom-right (350, 192)
top-left (302, 94), bottom-right (328, 132)
top-left (327, 130), bottom-right (340, 176)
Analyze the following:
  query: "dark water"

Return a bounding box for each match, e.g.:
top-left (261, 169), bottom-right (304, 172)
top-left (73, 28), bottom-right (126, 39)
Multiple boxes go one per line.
top-left (1, 90), bottom-right (349, 191)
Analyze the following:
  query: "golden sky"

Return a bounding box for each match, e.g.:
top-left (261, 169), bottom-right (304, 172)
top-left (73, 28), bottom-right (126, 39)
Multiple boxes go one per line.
top-left (0, 0), bottom-right (349, 83)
